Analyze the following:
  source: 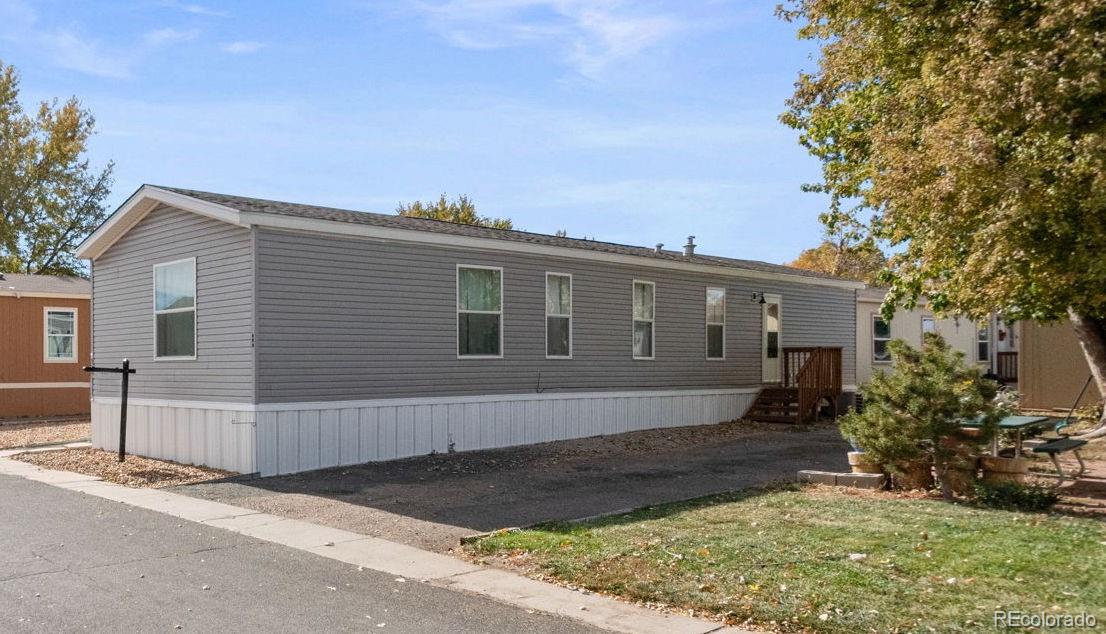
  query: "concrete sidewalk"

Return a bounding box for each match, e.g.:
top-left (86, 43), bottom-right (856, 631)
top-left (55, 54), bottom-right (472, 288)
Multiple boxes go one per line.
top-left (0, 452), bottom-right (741, 634)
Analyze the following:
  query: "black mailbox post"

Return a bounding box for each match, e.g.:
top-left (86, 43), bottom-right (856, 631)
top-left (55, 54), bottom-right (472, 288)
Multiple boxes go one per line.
top-left (83, 359), bottom-right (136, 462)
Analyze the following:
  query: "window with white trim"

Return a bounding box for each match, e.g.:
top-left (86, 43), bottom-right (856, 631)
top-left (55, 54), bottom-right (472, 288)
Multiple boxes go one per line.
top-left (154, 259), bottom-right (196, 358)
top-left (977, 324), bottom-right (990, 362)
top-left (632, 280), bottom-right (655, 359)
top-left (706, 287), bottom-right (725, 359)
top-left (457, 266), bottom-right (502, 357)
top-left (545, 273), bottom-right (572, 358)
top-left (44, 308), bottom-right (76, 361)
top-left (921, 315), bottom-right (936, 335)
top-left (872, 315), bottom-right (891, 362)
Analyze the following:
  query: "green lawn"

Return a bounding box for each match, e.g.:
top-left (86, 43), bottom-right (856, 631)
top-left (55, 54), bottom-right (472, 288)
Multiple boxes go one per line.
top-left (469, 486), bottom-right (1106, 632)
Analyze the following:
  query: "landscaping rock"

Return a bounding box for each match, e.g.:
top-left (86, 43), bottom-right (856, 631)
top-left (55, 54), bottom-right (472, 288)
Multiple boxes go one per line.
top-left (797, 470), bottom-right (838, 485)
top-left (836, 473), bottom-right (886, 489)
top-left (798, 470), bottom-right (886, 489)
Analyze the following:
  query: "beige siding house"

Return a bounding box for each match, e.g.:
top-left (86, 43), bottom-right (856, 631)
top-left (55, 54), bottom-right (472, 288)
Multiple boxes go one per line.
top-left (856, 288), bottom-right (991, 386)
top-left (1018, 320), bottom-right (1100, 410)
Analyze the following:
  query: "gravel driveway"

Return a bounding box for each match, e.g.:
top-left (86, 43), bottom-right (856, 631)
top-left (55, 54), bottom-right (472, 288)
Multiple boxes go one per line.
top-left (177, 421), bottom-right (849, 553)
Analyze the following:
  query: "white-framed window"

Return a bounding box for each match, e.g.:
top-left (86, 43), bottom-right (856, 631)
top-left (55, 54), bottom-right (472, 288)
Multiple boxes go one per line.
top-left (457, 265), bottom-right (503, 358)
top-left (545, 272), bottom-right (572, 358)
top-left (153, 258), bottom-right (197, 359)
top-left (43, 307), bottom-right (77, 362)
top-left (632, 280), bottom-right (655, 359)
top-left (921, 315), bottom-right (936, 335)
top-left (705, 287), bottom-right (725, 360)
top-left (872, 315), bottom-right (891, 362)
top-left (977, 323), bottom-right (990, 362)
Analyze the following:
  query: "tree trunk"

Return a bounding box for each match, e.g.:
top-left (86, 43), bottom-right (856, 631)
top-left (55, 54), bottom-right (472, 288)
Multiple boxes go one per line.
top-left (1067, 309), bottom-right (1106, 438)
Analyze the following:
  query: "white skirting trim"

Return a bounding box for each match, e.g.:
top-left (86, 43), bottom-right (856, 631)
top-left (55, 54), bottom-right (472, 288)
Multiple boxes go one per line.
top-left (91, 397), bottom-right (256, 411)
top-left (91, 399), bottom-right (257, 474)
top-left (255, 388), bottom-right (758, 477)
top-left (91, 388), bottom-right (761, 477)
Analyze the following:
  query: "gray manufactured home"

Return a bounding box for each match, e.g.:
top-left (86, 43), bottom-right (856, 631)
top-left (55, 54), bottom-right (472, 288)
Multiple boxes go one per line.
top-left (76, 186), bottom-right (862, 475)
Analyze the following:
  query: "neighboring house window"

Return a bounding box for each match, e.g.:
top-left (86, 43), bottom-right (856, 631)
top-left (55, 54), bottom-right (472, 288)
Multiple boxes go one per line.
top-left (44, 308), bottom-right (76, 362)
top-left (921, 316), bottom-right (936, 335)
top-left (154, 258), bottom-right (196, 359)
top-left (977, 324), bottom-right (990, 362)
top-left (706, 287), bottom-right (725, 359)
top-left (632, 280), bottom-right (655, 359)
top-left (458, 265), bottom-right (503, 357)
top-left (873, 316), bottom-right (891, 362)
top-left (546, 273), bottom-right (572, 358)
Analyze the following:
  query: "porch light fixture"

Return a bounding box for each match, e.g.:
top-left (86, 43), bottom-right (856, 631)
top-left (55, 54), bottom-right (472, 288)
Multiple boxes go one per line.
top-left (751, 292), bottom-right (766, 304)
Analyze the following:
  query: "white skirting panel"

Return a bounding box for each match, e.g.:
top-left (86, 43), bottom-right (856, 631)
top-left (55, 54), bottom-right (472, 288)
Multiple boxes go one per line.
top-left (91, 398), bottom-right (256, 474)
top-left (254, 388), bottom-right (758, 477)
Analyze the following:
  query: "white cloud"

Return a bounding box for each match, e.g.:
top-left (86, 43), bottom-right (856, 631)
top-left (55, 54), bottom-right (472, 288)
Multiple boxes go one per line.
top-left (404, 0), bottom-right (683, 78)
top-left (161, 1), bottom-right (229, 17)
top-left (144, 27), bottom-right (199, 47)
top-left (0, 1), bottom-right (199, 79)
top-left (221, 41), bottom-right (265, 54)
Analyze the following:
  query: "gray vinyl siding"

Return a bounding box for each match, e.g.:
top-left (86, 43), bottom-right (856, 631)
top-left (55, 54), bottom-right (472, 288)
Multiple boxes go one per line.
top-left (91, 205), bottom-right (254, 402)
top-left (254, 228), bottom-right (855, 403)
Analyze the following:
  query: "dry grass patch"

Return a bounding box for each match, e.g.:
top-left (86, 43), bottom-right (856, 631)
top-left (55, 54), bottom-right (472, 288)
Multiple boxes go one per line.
top-left (13, 448), bottom-right (234, 488)
top-left (0, 420), bottom-right (91, 449)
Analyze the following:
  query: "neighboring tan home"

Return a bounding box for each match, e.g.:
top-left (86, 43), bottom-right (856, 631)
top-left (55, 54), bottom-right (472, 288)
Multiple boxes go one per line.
top-left (75, 185), bottom-right (864, 475)
top-left (1018, 320), bottom-right (1101, 411)
top-left (0, 273), bottom-right (91, 419)
top-left (856, 288), bottom-right (995, 386)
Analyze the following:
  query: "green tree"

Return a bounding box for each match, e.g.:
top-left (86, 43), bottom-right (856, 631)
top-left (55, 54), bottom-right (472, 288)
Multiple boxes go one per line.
top-left (788, 237), bottom-right (886, 283)
top-left (780, 0), bottom-right (1106, 435)
top-left (396, 193), bottom-right (513, 230)
top-left (0, 61), bottom-right (113, 276)
top-left (840, 334), bottom-right (1002, 499)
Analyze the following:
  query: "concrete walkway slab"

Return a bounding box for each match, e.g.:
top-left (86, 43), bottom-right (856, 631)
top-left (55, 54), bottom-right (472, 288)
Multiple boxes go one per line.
top-left (127, 493), bottom-right (266, 523)
top-left (307, 536), bottom-right (480, 580)
top-left (442, 568), bottom-right (721, 634)
top-left (201, 511), bottom-right (285, 533)
top-left (233, 517), bottom-right (366, 550)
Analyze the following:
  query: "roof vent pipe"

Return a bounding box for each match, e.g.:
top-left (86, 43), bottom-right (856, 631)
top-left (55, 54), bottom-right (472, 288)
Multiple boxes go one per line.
top-left (683, 236), bottom-right (696, 257)
top-left (654, 243), bottom-right (664, 254)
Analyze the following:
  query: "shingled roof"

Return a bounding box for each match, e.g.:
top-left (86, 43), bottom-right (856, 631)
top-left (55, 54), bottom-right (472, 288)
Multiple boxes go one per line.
top-left (154, 186), bottom-right (846, 282)
top-left (0, 273), bottom-right (90, 297)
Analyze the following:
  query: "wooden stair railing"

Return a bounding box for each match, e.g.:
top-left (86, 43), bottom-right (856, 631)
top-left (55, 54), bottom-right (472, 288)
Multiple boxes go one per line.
top-left (789, 346), bottom-right (843, 422)
top-left (747, 347), bottom-right (843, 423)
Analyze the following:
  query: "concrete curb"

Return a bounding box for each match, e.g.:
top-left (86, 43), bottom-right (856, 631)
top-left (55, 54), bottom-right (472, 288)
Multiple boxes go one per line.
top-left (0, 452), bottom-right (745, 634)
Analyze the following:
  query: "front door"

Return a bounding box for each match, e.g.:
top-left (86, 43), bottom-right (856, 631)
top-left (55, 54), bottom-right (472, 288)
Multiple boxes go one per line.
top-left (762, 294), bottom-right (782, 383)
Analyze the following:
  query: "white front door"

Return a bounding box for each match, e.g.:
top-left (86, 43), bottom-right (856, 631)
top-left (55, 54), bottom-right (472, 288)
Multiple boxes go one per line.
top-left (762, 294), bottom-right (782, 383)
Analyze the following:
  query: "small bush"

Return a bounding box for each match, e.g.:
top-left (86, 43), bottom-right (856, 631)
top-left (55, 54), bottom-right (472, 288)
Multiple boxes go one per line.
top-left (840, 333), bottom-right (1003, 498)
top-left (973, 481), bottom-right (1059, 512)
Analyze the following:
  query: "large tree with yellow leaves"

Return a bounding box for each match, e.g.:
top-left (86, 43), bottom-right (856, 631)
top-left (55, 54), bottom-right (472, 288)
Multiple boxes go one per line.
top-left (0, 61), bottom-right (113, 276)
top-left (781, 0), bottom-right (1106, 434)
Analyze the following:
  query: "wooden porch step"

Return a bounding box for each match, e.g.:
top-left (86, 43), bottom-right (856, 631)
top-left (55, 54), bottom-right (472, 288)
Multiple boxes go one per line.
top-left (745, 413), bottom-right (800, 424)
top-left (744, 383), bottom-right (802, 424)
top-left (746, 403), bottom-right (799, 413)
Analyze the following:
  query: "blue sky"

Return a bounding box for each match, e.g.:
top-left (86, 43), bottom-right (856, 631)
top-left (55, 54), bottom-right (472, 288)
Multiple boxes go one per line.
top-left (1, 0), bottom-right (828, 264)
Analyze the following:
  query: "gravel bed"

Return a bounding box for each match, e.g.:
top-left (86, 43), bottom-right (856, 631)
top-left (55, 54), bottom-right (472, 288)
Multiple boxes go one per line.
top-left (13, 448), bottom-right (234, 488)
top-left (0, 421), bottom-right (91, 449)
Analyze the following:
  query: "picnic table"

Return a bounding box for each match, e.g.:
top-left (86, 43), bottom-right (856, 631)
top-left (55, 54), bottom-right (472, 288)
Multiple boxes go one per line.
top-left (960, 415), bottom-right (1052, 458)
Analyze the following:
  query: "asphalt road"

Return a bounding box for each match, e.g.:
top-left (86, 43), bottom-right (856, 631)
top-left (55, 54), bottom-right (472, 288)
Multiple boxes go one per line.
top-left (0, 474), bottom-right (597, 633)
